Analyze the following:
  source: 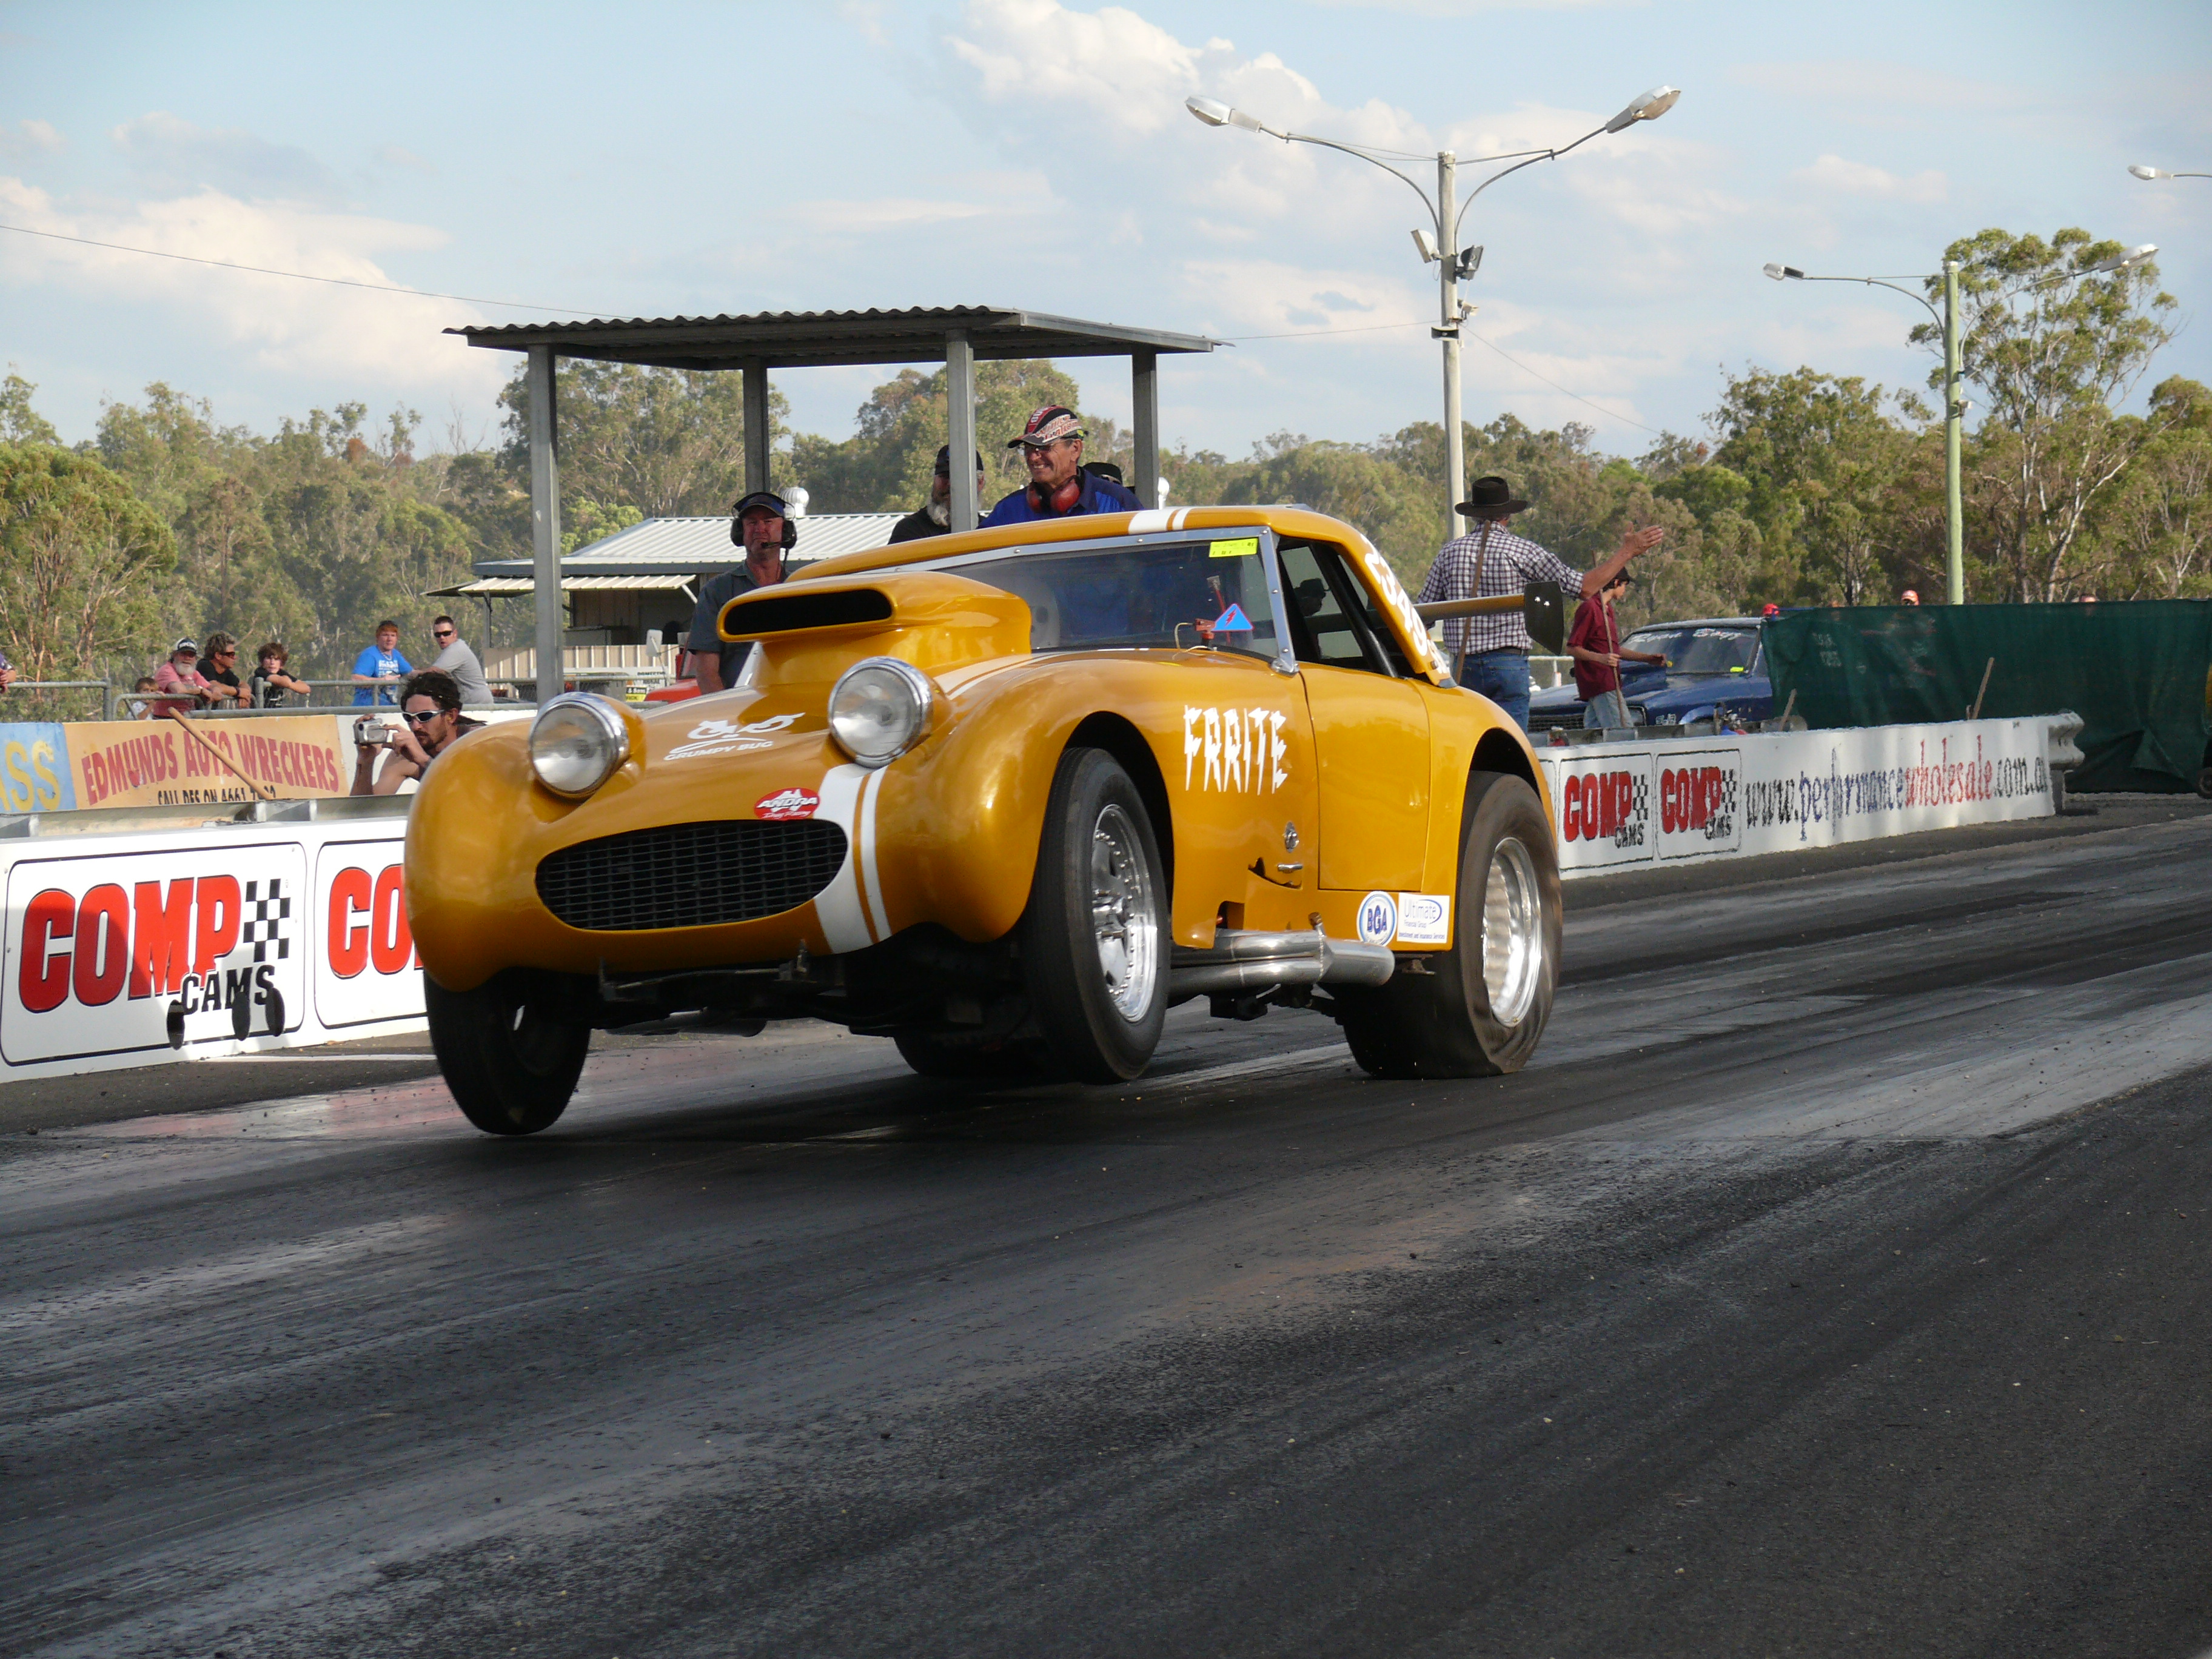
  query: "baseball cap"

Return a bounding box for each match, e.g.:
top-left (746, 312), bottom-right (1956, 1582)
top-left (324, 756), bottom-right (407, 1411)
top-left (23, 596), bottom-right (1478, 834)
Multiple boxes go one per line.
top-left (730, 491), bottom-right (788, 519)
top-left (173, 637), bottom-right (199, 654)
top-left (934, 445), bottom-right (987, 475)
top-left (1008, 406), bottom-right (1085, 450)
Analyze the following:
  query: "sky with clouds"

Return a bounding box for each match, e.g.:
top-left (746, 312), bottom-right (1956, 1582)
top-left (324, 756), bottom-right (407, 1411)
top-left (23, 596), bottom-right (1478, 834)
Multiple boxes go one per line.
top-left (3, 0), bottom-right (2208, 468)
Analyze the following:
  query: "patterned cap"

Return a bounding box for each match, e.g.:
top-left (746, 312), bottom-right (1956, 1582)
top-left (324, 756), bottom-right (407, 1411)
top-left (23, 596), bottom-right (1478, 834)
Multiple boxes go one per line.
top-left (1008, 405), bottom-right (1086, 449)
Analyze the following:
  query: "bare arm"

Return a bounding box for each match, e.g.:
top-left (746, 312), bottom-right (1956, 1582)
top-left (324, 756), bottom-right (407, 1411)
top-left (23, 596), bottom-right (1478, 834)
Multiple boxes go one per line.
top-left (1580, 525), bottom-right (1666, 597)
top-left (692, 653), bottom-right (726, 694)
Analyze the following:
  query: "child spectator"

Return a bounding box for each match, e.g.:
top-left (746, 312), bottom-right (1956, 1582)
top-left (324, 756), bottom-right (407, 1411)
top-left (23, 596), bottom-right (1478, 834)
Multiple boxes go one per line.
top-left (350, 620), bottom-right (412, 706)
top-left (127, 676), bottom-right (158, 719)
top-left (251, 640), bottom-right (312, 707)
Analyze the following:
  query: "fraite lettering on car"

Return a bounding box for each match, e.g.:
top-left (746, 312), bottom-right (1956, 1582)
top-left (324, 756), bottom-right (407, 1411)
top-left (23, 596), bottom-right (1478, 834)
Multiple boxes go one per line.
top-left (1182, 706), bottom-right (1289, 794)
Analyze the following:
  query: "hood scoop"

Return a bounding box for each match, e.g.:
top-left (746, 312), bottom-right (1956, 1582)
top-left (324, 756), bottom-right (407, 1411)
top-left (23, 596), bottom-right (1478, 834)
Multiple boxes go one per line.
top-left (720, 585), bottom-right (894, 639)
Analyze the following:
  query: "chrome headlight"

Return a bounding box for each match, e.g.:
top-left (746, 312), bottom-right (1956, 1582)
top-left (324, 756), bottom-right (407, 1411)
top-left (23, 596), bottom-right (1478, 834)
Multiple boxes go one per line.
top-left (827, 657), bottom-right (936, 769)
top-left (529, 693), bottom-right (630, 797)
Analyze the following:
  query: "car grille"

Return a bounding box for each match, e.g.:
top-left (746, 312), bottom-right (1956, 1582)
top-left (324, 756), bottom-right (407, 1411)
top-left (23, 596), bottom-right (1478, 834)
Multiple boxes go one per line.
top-left (535, 820), bottom-right (848, 933)
top-left (1528, 708), bottom-right (1584, 732)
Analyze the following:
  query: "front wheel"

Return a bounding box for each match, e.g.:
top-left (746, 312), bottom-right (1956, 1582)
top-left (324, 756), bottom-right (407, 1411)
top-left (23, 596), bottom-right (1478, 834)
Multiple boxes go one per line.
top-left (1020, 748), bottom-right (1168, 1082)
top-left (426, 968), bottom-right (593, 1135)
top-left (1337, 770), bottom-right (1560, 1079)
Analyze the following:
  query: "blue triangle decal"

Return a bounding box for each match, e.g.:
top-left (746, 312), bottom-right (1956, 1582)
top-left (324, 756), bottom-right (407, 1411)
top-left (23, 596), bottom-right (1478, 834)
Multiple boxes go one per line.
top-left (1213, 602), bottom-right (1252, 631)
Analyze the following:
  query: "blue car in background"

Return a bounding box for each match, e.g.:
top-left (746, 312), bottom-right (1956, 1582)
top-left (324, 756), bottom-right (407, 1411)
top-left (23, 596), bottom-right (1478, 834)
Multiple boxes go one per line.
top-left (1527, 615), bottom-right (1772, 732)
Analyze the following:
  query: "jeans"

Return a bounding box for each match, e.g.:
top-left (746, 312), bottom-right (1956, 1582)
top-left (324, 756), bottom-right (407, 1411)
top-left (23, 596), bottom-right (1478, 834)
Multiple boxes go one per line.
top-left (1458, 648), bottom-right (1532, 731)
top-left (1583, 689), bottom-right (1630, 729)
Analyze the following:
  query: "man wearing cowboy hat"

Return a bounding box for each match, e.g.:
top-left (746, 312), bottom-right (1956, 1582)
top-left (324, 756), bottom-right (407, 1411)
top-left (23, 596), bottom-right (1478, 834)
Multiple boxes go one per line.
top-left (980, 406), bottom-right (1139, 526)
top-left (1416, 475), bottom-right (1664, 731)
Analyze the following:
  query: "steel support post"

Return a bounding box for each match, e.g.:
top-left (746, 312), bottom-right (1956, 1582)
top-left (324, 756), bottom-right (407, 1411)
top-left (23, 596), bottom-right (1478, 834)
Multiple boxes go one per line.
top-left (1131, 349), bottom-right (1161, 508)
top-left (526, 345), bottom-right (563, 702)
top-left (946, 330), bottom-right (979, 532)
top-left (743, 361), bottom-right (771, 497)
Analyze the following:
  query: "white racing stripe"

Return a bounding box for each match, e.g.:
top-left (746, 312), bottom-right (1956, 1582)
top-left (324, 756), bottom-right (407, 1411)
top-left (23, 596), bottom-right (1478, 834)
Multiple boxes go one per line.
top-left (811, 763), bottom-right (875, 952)
top-left (856, 767), bottom-right (892, 941)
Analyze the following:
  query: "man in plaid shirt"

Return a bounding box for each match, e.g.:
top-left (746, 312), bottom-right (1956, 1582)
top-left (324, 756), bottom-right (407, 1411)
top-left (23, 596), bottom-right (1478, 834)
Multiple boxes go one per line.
top-left (1416, 474), bottom-right (1664, 729)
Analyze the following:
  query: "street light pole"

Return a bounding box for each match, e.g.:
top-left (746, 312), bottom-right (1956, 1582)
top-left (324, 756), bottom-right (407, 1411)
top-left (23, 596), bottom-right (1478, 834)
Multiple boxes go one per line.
top-left (1943, 259), bottom-right (1965, 606)
top-left (1436, 150), bottom-right (1464, 543)
top-left (1188, 85), bottom-right (1677, 546)
top-left (1765, 261), bottom-right (1968, 603)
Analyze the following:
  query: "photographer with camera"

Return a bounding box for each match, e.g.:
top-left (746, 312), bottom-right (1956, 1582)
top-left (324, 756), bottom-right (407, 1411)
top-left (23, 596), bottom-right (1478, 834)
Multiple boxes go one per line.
top-left (349, 668), bottom-right (483, 796)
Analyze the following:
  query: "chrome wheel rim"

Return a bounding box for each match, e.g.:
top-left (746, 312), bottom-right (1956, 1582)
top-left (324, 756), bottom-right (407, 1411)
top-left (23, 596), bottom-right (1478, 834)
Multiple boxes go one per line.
top-left (1089, 804), bottom-right (1158, 1021)
top-left (1480, 836), bottom-right (1543, 1027)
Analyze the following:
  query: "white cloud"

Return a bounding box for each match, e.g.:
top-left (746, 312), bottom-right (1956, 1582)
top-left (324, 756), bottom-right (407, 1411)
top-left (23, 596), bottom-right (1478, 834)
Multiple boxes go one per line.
top-left (1302, 0), bottom-right (1631, 10)
top-left (374, 142), bottom-right (436, 175)
top-left (110, 110), bottom-right (344, 204)
top-left (947, 0), bottom-right (1232, 136)
top-left (0, 118), bottom-right (64, 157)
top-left (0, 176), bottom-right (503, 397)
top-left (783, 196), bottom-right (994, 231)
top-left (1791, 153), bottom-right (1946, 204)
top-left (1726, 60), bottom-right (2031, 118)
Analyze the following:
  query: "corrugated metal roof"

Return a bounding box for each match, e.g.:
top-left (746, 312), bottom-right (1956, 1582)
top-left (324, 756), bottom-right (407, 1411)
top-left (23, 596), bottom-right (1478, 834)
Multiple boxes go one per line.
top-left (468, 512), bottom-right (904, 580)
top-left (430, 574), bottom-right (699, 598)
top-left (446, 306), bottom-right (1217, 370)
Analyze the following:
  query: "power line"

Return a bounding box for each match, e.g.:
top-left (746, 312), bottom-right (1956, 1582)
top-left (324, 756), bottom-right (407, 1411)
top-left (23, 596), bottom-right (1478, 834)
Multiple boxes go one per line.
top-left (0, 220), bottom-right (603, 313)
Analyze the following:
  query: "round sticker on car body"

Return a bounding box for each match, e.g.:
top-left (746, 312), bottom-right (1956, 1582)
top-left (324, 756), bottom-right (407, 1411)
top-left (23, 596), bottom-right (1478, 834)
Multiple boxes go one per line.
top-left (1356, 890), bottom-right (1398, 947)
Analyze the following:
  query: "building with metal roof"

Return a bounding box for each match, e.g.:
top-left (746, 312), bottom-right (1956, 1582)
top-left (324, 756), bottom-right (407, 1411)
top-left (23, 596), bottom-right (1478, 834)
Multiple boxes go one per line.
top-left (446, 305), bottom-right (1218, 694)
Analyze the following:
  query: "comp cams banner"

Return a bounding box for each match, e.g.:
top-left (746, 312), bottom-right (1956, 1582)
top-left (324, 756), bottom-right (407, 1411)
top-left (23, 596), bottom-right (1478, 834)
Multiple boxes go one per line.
top-left (1538, 717), bottom-right (2056, 875)
top-left (0, 816), bottom-right (424, 1078)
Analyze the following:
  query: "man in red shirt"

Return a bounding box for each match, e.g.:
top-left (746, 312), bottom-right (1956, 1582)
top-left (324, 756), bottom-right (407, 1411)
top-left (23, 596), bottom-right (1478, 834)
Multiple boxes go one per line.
top-left (1567, 572), bottom-right (1666, 729)
top-left (150, 638), bottom-right (218, 720)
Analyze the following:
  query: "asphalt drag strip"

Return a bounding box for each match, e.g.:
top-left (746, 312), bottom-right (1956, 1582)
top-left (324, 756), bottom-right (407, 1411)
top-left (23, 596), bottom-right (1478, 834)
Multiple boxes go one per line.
top-left (3, 805), bottom-right (2211, 1657)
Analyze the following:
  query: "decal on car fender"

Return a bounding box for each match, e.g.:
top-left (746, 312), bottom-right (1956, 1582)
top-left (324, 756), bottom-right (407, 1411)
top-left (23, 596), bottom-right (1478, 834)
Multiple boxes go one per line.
top-left (668, 712), bottom-right (803, 760)
top-left (1393, 893), bottom-right (1452, 947)
top-left (753, 786), bottom-right (820, 821)
top-left (1356, 891), bottom-right (1398, 947)
top-left (1181, 705), bottom-right (1289, 794)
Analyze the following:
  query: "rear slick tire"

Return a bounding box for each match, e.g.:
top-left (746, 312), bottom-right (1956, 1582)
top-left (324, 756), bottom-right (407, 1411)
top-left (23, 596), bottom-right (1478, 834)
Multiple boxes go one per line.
top-left (1337, 769), bottom-right (1561, 1080)
top-left (426, 968), bottom-right (592, 1136)
top-left (1020, 748), bottom-right (1169, 1082)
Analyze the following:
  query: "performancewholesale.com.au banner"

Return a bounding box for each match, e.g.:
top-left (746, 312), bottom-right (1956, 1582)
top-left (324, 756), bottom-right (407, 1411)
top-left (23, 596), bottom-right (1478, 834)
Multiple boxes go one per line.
top-left (1538, 717), bottom-right (2057, 875)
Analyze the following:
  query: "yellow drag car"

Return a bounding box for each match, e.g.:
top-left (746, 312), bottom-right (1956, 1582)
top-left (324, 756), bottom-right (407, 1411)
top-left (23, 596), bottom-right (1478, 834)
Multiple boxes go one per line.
top-left (406, 506), bottom-right (1562, 1134)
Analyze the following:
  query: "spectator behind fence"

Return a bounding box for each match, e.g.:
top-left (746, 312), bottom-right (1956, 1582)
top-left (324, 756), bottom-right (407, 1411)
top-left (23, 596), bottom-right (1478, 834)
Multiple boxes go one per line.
top-left (198, 632), bottom-right (250, 708)
top-left (150, 638), bottom-right (217, 719)
top-left (0, 647), bottom-right (15, 691)
top-left (127, 676), bottom-right (157, 719)
top-left (349, 668), bottom-right (483, 796)
top-left (350, 619), bottom-right (412, 706)
top-left (1567, 571), bottom-right (1666, 729)
top-left (428, 614), bottom-right (493, 705)
top-left (250, 640), bottom-right (311, 707)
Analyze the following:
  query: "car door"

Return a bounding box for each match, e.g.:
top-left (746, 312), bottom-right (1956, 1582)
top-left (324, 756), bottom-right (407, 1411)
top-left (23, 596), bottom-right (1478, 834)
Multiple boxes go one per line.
top-left (1278, 539), bottom-right (1432, 892)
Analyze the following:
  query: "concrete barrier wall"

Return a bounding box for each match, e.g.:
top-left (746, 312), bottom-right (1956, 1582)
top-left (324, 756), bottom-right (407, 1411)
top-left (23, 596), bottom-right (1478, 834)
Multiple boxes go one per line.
top-left (1541, 716), bottom-right (2060, 877)
top-left (0, 714), bottom-right (2067, 1081)
top-left (1, 800), bottom-right (421, 1082)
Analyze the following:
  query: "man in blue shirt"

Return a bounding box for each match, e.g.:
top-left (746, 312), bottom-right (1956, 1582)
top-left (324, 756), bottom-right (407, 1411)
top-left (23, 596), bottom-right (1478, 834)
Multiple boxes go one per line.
top-left (350, 618), bottom-right (412, 706)
top-left (980, 406), bottom-right (1140, 526)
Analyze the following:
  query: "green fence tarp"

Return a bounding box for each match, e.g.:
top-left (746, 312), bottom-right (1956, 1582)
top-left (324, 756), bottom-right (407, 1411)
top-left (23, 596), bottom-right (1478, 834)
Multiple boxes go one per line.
top-left (1765, 602), bottom-right (2212, 794)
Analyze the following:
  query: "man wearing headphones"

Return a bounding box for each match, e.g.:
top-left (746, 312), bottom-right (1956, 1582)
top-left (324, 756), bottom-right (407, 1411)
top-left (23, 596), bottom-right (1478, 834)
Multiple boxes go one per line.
top-left (686, 490), bottom-right (793, 693)
top-left (980, 406), bottom-right (1139, 526)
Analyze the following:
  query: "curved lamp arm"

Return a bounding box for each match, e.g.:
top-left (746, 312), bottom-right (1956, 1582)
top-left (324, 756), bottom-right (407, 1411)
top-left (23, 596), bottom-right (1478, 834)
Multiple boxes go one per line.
top-left (1766, 268), bottom-right (1942, 329)
top-left (1272, 129), bottom-right (1440, 230)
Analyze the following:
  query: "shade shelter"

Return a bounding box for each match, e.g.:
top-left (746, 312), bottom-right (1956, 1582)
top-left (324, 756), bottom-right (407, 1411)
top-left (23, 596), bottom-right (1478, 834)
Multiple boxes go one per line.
top-left (448, 306), bottom-right (1218, 694)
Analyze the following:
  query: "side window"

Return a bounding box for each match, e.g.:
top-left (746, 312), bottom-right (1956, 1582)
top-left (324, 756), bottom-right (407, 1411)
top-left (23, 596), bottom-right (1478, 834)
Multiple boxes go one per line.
top-left (1278, 541), bottom-right (1411, 677)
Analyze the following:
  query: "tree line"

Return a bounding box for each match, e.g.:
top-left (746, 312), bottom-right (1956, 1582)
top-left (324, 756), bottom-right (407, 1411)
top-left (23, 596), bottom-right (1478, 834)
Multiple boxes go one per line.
top-left (1, 224), bottom-right (2201, 708)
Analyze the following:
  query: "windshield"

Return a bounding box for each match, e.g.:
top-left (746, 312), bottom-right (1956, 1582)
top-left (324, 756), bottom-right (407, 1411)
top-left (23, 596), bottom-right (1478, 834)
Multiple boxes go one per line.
top-left (1623, 625), bottom-right (1760, 676)
top-left (935, 537), bottom-right (1281, 659)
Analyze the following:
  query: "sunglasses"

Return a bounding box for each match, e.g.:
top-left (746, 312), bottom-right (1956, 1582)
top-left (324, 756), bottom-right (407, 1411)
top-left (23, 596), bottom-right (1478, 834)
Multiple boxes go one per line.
top-left (403, 708), bottom-right (443, 724)
top-left (432, 628), bottom-right (454, 638)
